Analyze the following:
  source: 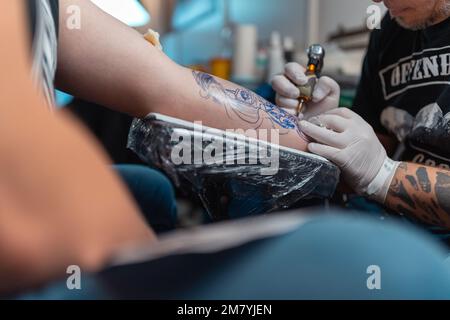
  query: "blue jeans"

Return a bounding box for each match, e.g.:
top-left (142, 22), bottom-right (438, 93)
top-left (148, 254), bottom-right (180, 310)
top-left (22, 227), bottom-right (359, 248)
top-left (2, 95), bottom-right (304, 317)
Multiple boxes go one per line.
top-left (114, 165), bottom-right (177, 233)
top-left (19, 213), bottom-right (450, 300)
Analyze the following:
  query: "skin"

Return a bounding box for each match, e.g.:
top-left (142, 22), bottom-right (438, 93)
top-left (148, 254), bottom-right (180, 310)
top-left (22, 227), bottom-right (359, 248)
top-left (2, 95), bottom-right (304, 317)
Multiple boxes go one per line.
top-left (386, 163), bottom-right (450, 229)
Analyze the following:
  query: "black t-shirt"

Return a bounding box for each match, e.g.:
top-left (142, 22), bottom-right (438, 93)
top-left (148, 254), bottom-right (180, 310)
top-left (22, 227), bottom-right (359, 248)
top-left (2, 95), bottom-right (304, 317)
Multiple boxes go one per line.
top-left (354, 14), bottom-right (450, 169)
top-left (354, 14), bottom-right (450, 242)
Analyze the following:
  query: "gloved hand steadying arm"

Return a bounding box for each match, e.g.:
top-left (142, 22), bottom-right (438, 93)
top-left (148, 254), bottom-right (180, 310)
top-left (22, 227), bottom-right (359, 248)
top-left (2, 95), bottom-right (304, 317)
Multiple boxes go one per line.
top-left (271, 62), bottom-right (341, 120)
top-left (299, 108), bottom-right (400, 203)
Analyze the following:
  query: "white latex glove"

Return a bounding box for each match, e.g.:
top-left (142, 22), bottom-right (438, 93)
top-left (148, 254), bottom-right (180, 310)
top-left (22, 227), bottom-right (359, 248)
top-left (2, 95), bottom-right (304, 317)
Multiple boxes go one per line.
top-left (299, 108), bottom-right (400, 202)
top-left (271, 62), bottom-right (341, 120)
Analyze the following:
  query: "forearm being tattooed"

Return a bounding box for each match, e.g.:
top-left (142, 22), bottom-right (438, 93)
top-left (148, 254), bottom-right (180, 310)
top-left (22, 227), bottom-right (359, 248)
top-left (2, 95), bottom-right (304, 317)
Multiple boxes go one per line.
top-left (175, 70), bottom-right (308, 150)
top-left (385, 162), bottom-right (450, 230)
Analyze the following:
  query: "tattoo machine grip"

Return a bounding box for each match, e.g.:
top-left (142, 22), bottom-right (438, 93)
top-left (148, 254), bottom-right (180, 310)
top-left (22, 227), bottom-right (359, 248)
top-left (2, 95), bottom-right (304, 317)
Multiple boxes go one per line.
top-left (296, 44), bottom-right (326, 117)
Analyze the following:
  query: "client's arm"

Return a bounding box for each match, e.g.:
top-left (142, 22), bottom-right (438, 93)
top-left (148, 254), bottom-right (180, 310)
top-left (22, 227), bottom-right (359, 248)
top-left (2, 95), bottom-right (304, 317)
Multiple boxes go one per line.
top-left (56, 0), bottom-right (308, 150)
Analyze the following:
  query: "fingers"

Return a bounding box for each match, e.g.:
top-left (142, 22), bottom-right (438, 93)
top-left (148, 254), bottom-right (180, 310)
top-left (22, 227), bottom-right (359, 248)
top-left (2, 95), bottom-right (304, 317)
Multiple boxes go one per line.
top-left (308, 143), bottom-right (341, 162)
top-left (301, 77), bottom-right (340, 119)
top-left (284, 62), bottom-right (308, 85)
top-left (323, 107), bottom-right (356, 119)
top-left (275, 63), bottom-right (341, 103)
top-left (271, 75), bottom-right (300, 99)
top-left (312, 76), bottom-right (340, 103)
top-left (309, 114), bottom-right (348, 133)
top-left (299, 120), bottom-right (343, 148)
top-left (312, 80), bottom-right (331, 103)
top-left (272, 63), bottom-right (342, 119)
top-left (275, 95), bottom-right (299, 111)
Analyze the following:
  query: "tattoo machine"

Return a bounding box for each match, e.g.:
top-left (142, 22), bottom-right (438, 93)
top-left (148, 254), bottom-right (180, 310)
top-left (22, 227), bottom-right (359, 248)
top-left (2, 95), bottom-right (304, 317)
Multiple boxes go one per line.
top-left (295, 44), bottom-right (326, 117)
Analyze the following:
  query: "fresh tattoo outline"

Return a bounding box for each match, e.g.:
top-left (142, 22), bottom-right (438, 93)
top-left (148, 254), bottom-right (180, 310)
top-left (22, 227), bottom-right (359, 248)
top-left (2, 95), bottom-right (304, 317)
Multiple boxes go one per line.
top-left (192, 71), bottom-right (307, 141)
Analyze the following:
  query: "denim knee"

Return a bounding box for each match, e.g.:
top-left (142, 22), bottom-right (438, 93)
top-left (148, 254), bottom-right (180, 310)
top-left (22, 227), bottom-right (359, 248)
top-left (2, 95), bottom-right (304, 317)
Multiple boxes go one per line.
top-left (114, 165), bottom-right (177, 233)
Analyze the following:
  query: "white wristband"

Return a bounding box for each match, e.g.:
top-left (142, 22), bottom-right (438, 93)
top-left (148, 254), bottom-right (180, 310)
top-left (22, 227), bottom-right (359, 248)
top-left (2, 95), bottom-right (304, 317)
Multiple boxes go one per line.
top-left (363, 158), bottom-right (400, 203)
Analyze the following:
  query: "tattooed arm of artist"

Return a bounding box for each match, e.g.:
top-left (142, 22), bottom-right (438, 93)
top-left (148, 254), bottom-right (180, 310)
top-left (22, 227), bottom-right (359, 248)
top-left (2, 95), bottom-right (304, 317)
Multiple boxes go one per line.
top-left (386, 163), bottom-right (450, 230)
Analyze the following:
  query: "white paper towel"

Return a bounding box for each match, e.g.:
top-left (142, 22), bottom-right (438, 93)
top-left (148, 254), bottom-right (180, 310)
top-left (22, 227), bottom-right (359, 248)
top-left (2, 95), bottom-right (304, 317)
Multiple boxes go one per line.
top-left (232, 24), bottom-right (258, 82)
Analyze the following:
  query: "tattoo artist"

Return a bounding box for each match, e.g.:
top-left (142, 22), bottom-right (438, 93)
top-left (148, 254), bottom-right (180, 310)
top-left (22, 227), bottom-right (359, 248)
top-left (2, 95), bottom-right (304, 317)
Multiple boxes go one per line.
top-left (272, 0), bottom-right (450, 236)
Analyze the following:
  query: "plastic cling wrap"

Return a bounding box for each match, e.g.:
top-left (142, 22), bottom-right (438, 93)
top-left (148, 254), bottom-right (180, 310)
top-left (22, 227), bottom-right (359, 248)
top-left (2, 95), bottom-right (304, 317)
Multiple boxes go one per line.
top-left (128, 113), bottom-right (340, 220)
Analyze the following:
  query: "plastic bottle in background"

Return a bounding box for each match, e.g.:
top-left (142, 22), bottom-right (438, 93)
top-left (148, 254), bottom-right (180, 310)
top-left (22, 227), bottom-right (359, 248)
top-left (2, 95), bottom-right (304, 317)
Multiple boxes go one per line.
top-left (255, 47), bottom-right (268, 83)
top-left (283, 36), bottom-right (295, 63)
top-left (210, 0), bottom-right (233, 80)
top-left (232, 24), bottom-right (258, 83)
top-left (210, 24), bottom-right (233, 80)
top-left (267, 31), bottom-right (286, 83)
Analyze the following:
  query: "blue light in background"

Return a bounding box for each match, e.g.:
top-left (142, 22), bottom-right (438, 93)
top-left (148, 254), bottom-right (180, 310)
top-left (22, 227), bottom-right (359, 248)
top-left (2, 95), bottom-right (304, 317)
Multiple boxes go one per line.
top-left (172, 0), bottom-right (218, 30)
top-left (55, 90), bottom-right (74, 108)
top-left (163, 0), bottom-right (222, 64)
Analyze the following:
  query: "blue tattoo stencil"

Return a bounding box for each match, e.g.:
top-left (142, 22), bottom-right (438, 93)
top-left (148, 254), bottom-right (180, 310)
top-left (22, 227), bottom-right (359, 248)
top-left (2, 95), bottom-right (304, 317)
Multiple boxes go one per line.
top-left (193, 71), bottom-right (305, 139)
